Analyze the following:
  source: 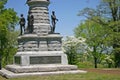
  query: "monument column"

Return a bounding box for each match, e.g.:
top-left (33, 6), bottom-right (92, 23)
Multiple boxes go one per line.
top-left (27, 0), bottom-right (51, 35)
top-left (15, 0), bottom-right (68, 66)
top-left (0, 0), bottom-right (86, 78)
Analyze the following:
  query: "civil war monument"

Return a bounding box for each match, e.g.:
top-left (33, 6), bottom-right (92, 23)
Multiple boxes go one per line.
top-left (0, 0), bottom-right (86, 78)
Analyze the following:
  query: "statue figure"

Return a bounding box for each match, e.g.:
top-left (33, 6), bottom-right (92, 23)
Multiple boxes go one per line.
top-left (51, 11), bottom-right (58, 33)
top-left (19, 14), bottom-right (26, 35)
top-left (27, 11), bottom-right (34, 33)
top-left (27, 0), bottom-right (30, 2)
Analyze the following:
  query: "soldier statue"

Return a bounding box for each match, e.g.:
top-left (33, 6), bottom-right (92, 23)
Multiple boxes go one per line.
top-left (19, 14), bottom-right (26, 35)
top-left (27, 11), bottom-right (34, 33)
top-left (51, 11), bottom-right (58, 33)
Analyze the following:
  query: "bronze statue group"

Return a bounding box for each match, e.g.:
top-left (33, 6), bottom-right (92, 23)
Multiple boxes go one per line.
top-left (19, 11), bottom-right (58, 35)
top-left (19, 11), bottom-right (34, 35)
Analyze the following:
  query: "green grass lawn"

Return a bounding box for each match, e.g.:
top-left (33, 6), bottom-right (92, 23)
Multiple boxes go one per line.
top-left (0, 69), bottom-right (120, 80)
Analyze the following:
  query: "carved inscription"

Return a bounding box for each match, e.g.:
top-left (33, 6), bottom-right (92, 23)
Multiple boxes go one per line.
top-left (30, 56), bottom-right (61, 64)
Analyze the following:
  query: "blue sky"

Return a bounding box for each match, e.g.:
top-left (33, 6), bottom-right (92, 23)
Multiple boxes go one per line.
top-left (6, 0), bottom-right (100, 36)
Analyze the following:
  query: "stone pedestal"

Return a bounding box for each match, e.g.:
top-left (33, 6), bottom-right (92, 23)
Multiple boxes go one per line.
top-left (0, 0), bottom-right (87, 78)
top-left (17, 34), bottom-right (62, 52)
top-left (14, 51), bottom-right (68, 66)
top-left (15, 34), bottom-right (68, 66)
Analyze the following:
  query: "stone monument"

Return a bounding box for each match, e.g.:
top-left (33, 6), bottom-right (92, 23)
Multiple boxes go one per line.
top-left (0, 0), bottom-right (86, 78)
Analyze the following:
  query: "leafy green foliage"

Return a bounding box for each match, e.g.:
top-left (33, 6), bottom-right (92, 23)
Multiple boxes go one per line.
top-left (63, 36), bottom-right (88, 65)
top-left (77, 61), bottom-right (94, 68)
top-left (114, 48), bottom-right (120, 67)
top-left (0, 0), bottom-right (19, 68)
top-left (101, 0), bottom-right (120, 67)
top-left (76, 0), bottom-right (120, 68)
top-left (74, 19), bottom-right (112, 68)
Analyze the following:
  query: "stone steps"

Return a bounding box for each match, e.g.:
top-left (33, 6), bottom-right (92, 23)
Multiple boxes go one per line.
top-left (0, 68), bottom-right (87, 78)
top-left (5, 65), bottom-right (77, 73)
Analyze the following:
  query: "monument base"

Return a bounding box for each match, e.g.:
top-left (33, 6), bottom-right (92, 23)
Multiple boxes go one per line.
top-left (0, 51), bottom-right (87, 78)
top-left (0, 64), bottom-right (87, 78)
top-left (14, 51), bottom-right (68, 66)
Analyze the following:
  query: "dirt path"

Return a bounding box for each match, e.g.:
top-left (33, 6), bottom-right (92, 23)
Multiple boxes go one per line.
top-left (81, 68), bottom-right (120, 75)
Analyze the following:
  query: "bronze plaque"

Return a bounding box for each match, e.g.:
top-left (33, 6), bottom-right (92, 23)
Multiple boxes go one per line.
top-left (30, 56), bottom-right (61, 64)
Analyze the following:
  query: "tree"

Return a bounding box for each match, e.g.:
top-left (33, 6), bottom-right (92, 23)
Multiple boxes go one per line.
top-left (105, 0), bottom-right (120, 67)
top-left (77, 0), bottom-right (120, 67)
top-left (2, 31), bottom-right (18, 66)
top-left (101, 54), bottom-right (114, 68)
top-left (0, 0), bottom-right (18, 69)
top-left (62, 36), bottom-right (88, 65)
top-left (74, 19), bottom-right (112, 68)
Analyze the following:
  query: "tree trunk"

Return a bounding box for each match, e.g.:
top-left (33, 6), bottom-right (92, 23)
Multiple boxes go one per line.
top-left (0, 54), bottom-right (2, 70)
top-left (93, 46), bottom-right (98, 68)
top-left (94, 57), bottom-right (98, 68)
